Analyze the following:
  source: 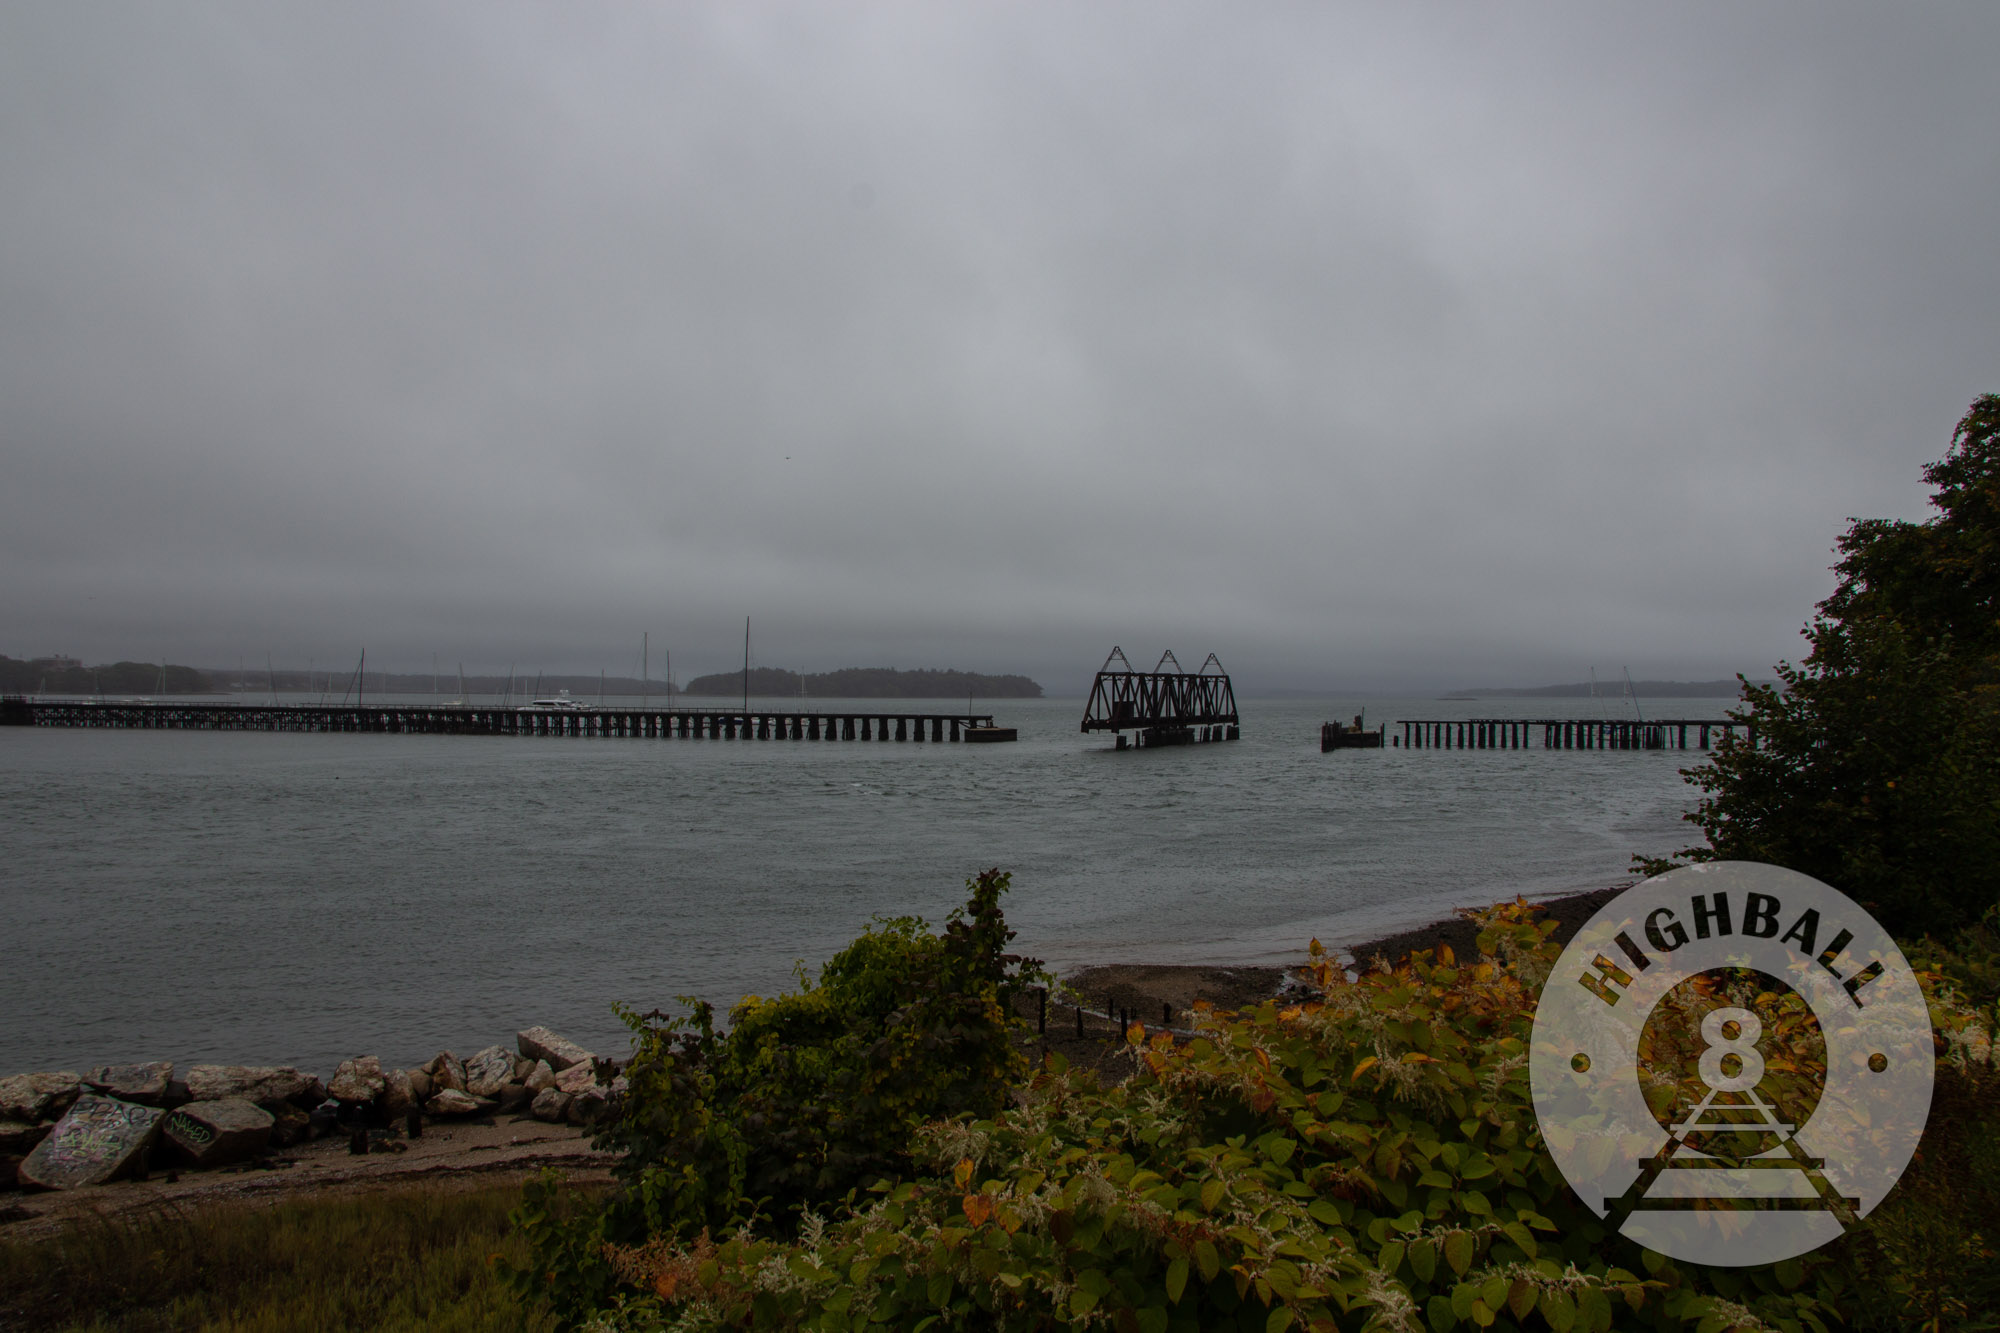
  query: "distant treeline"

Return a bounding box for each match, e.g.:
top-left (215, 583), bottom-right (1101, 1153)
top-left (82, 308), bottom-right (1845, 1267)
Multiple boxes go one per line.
top-left (3, 656), bottom-right (1041, 701)
top-left (227, 669), bottom-right (671, 700)
top-left (682, 667), bottom-right (1042, 699)
top-left (1, 656), bottom-right (678, 700)
top-left (1457, 678), bottom-right (1780, 698)
top-left (0, 656), bottom-right (211, 695)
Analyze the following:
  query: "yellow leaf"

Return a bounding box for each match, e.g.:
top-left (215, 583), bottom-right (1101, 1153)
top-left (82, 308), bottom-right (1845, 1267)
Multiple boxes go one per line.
top-left (962, 1194), bottom-right (994, 1227)
top-left (1351, 1056), bottom-right (1379, 1081)
top-left (954, 1158), bottom-right (975, 1189)
top-left (1438, 943), bottom-right (1455, 966)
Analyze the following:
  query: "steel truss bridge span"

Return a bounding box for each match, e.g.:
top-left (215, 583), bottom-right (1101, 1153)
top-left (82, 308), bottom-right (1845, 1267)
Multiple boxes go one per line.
top-left (1080, 648), bottom-right (1239, 749)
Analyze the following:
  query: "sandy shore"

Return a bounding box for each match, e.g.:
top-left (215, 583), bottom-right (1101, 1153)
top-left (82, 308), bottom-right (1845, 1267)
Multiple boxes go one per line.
top-left (1335, 882), bottom-right (1628, 970)
top-left (1027, 882), bottom-right (1629, 1079)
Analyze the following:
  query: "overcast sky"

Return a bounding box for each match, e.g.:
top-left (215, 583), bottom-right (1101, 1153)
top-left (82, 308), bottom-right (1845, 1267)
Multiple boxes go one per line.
top-left (2, 4), bottom-right (1994, 694)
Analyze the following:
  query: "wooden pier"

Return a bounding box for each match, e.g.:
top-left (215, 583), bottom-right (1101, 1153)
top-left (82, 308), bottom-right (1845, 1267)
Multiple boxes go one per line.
top-left (0, 696), bottom-right (1007, 743)
top-left (1393, 717), bottom-right (1751, 751)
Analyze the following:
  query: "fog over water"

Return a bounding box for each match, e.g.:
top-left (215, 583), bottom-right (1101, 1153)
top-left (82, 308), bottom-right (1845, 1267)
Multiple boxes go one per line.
top-left (3, 5), bottom-right (1998, 692)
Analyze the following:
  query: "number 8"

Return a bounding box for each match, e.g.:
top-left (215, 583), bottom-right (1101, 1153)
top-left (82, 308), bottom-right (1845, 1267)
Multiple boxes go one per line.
top-left (1698, 1006), bottom-right (1764, 1093)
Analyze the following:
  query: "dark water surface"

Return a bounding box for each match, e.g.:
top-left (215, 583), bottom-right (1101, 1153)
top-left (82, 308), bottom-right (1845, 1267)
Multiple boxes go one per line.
top-left (0, 695), bottom-right (1713, 1074)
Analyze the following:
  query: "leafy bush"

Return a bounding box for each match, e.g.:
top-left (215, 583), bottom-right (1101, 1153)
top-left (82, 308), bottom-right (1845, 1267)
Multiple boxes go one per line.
top-left (1640, 394), bottom-right (2000, 938)
top-left (516, 881), bottom-right (1998, 1331)
top-left (511, 869), bottom-right (1040, 1324)
top-left (530, 897), bottom-right (1996, 1332)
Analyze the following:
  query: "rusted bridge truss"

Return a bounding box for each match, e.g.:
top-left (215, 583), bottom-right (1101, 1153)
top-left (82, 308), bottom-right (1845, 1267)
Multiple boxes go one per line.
top-left (1080, 648), bottom-right (1239, 748)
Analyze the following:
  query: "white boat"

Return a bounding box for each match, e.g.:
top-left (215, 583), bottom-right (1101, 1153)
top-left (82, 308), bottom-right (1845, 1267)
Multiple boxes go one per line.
top-left (526, 690), bottom-right (584, 710)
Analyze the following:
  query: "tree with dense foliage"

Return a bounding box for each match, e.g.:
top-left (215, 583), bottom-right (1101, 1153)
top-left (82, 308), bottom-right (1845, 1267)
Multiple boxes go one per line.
top-left (1640, 394), bottom-right (2000, 938)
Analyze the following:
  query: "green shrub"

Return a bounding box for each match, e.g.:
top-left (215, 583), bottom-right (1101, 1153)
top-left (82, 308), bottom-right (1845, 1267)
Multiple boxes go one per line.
top-left (532, 896), bottom-right (1996, 1332)
top-left (511, 869), bottom-right (1041, 1326)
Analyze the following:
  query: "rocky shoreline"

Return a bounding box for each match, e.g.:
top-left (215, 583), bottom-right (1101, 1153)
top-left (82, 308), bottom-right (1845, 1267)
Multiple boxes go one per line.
top-left (2, 1025), bottom-right (620, 1194)
top-left (5, 886), bottom-right (1630, 1202)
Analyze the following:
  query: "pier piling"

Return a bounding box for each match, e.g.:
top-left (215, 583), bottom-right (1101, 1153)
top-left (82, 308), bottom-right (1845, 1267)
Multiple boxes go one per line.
top-left (1393, 715), bottom-right (1749, 754)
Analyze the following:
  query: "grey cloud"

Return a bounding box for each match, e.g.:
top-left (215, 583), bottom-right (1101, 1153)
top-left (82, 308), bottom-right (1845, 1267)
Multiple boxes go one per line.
top-left (2, 3), bottom-right (1994, 692)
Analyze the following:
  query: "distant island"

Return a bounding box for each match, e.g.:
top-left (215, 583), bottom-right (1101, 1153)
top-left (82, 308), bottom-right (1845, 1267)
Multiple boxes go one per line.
top-left (0, 654), bottom-right (211, 695)
top-left (682, 667), bottom-right (1042, 700)
top-left (1451, 678), bottom-right (1778, 698)
top-left (2, 654), bottom-right (1042, 701)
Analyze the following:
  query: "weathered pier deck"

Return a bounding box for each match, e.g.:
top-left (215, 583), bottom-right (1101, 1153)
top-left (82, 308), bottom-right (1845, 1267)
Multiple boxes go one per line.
top-left (0, 696), bottom-right (1004, 743)
top-left (1394, 717), bottom-right (1751, 750)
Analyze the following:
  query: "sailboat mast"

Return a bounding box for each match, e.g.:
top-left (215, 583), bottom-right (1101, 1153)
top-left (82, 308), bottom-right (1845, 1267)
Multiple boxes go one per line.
top-left (642, 633), bottom-right (648, 710)
top-left (743, 617), bottom-right (750, 716)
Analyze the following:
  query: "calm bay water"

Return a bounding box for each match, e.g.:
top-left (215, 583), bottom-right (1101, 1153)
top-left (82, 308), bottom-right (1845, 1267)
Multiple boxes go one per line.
top-left (0, 694), bottom-right (1716, 1074)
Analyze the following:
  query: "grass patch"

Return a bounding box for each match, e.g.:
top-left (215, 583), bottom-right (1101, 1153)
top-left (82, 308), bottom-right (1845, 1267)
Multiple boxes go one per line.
top-left (0, 1178), bottom-right (599, 1332)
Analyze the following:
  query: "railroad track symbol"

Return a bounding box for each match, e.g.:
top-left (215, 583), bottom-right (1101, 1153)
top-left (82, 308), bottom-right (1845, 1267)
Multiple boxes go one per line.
top-left (1530, 863), bottom-right (1932, 1267)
